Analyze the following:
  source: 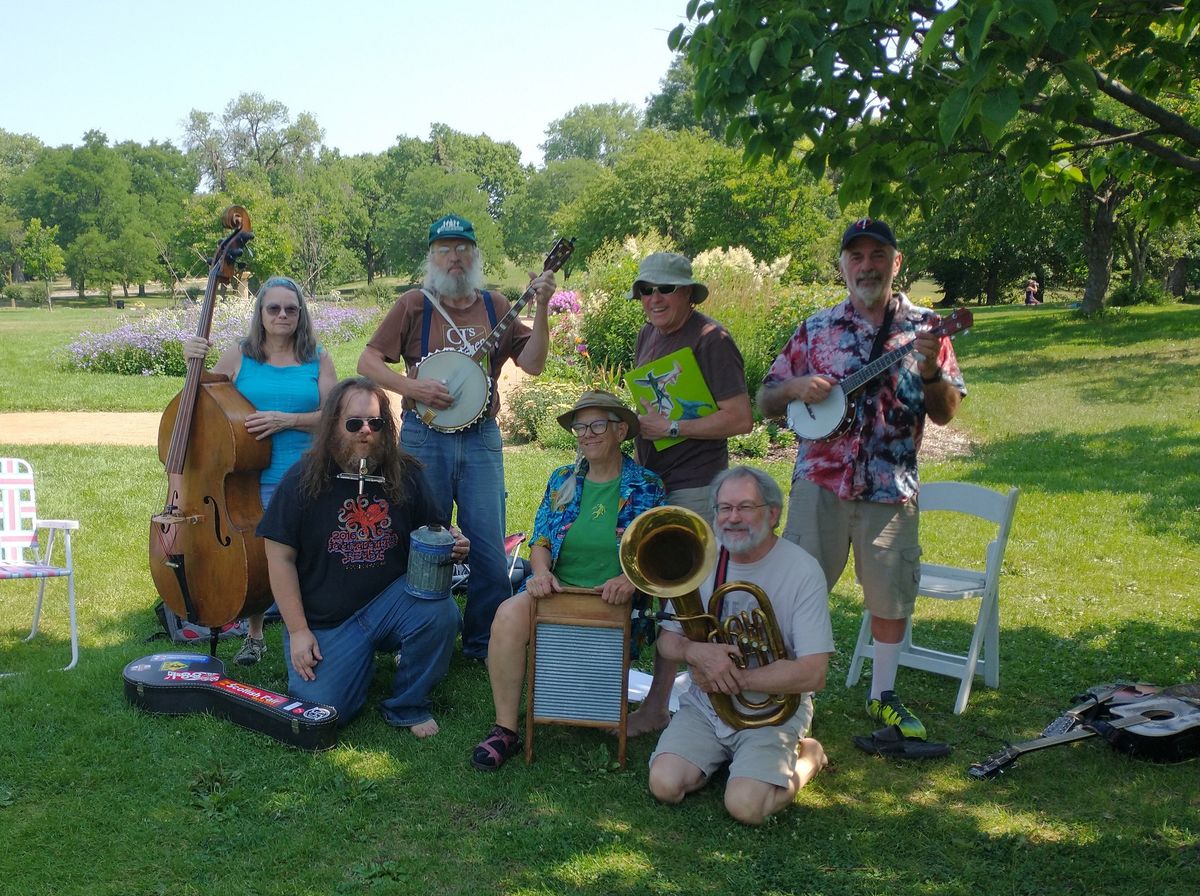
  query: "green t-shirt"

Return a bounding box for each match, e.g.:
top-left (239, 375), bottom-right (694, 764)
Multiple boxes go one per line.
top-left (552, 477), bottom-right (623, 588)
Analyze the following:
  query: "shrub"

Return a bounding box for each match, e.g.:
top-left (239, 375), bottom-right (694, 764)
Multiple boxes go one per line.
top-left (534, 411), bottom-right (577, 451)
top-left (357, 282), bottom-right (399, 309)
top-left (499, 285), bottom-right (525, 304)
top-left (729, 424), bottom-right (771, 458)
top-left (1108, 281), bottom-right (1175, 307)
top-left (502, 379), bottom-right (582, 444)
top-left (3, 282), bottom-right (47, 305)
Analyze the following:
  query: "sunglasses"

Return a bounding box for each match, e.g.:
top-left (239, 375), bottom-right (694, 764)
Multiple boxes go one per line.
top-left (344, 417), bottom-right (385, 433)
top-left (636, 284), bottom-right (679, 296)
top-left (265, 303), bottom-right (300, 317)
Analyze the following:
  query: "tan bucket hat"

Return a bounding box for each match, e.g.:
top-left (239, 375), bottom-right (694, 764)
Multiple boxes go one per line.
top-left (555, 389), bottom-right (639, 439)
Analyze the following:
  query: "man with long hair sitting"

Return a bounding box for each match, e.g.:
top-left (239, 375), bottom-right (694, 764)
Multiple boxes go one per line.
top-left (257, 377), bottom-right (465, 738)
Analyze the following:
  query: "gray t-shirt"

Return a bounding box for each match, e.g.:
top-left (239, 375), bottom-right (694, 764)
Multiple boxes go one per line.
top-left (662, 537), bottom-right (833, 737)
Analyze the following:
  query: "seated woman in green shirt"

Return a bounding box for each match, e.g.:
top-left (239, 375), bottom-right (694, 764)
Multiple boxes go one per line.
top-left (471, 390), bottom-right (666, 770)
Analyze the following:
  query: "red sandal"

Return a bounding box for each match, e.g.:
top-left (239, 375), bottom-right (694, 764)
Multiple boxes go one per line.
top-left (471, 725), bottom-right (521, 771)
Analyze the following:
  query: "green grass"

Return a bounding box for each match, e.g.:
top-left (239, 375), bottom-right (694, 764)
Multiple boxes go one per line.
top-left (2, 303), bottom-right (1200, 894)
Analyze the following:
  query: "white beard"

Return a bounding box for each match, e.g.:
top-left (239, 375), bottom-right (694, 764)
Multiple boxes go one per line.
top-left (423, 252), bottom-right (485, 299)
top-left (716, 520), bottom-right (772, 556)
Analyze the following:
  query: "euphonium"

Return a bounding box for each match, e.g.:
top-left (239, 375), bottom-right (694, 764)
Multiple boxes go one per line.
top-left (619, 506), bottom-right (801, 729)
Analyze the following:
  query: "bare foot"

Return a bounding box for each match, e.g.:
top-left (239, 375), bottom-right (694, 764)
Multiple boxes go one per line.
top-left (794, 737), bottom-right (828, 788)
top-left (625, 705), bottom-right (671, 738)
top-left (409, 718), bottom-right (440, 739)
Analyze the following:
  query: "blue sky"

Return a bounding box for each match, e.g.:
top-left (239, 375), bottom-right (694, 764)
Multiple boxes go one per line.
top-left (4, 0), bottom-right (686, 166)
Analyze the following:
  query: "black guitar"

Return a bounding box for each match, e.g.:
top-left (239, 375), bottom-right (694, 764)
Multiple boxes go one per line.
top-left (969, 682), bottom-right (1200, 779)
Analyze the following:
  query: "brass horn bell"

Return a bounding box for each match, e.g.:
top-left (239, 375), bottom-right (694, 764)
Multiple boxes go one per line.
top-left (619, 506), bottom-right (801, 729)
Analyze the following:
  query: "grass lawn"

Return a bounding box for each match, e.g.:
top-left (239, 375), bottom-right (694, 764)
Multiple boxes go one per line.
top-left (1, 301), bottom-right (1199, 895)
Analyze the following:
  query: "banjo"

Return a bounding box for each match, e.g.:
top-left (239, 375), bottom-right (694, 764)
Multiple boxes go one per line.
top-left (787, 307), bottom-right (972, 441)
top-left (414, 237), bottom-right (575, 432)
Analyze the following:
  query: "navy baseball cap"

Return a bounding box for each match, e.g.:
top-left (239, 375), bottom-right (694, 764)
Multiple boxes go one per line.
top-left (428, 214), bottom-right (476, 246)
top-left (840, 218), bottom-right (897, 251)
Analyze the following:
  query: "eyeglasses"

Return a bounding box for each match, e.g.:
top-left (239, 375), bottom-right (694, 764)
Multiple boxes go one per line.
top-left (714, 502), bottom-right (767, 517)
top-left (344, 417), bottom-right (385, 433)
top-left (265, 303), bottom-right (300, 317)
top-left (570, 419), bottom-right (616, 436)
top-left (636, 284), bottom-right (679, 296)
top-left (433, 243), bottom-right (474, 257)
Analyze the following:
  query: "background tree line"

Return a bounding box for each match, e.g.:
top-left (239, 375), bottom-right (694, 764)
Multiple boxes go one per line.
top-left (2, 27), bottom-right (1197, 311)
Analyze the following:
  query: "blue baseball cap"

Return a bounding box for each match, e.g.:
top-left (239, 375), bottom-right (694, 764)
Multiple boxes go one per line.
top-left (428, 214), bottom-right (476, 246)
top-left (840, 218), bottom-right (898, 251)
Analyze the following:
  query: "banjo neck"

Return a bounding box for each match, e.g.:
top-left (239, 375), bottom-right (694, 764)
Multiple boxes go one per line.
top-left (469, 286), bottom-right (535, 364)
top-left (467, 236), bottom-right (575, 363)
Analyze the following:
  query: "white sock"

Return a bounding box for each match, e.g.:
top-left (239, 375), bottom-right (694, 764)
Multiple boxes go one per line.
top-left (870, 640), bottom-right (901, 700)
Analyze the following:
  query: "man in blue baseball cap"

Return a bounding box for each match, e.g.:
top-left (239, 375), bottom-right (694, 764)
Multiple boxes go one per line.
top-left (758, 218), bottom-right (966, 744)
top-left (359, 214), bottom-right (557, 660)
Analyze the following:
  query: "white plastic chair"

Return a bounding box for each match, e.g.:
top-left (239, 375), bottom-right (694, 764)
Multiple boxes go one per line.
top-left (845, 482), bottom-right (1019, 714)
top-left (0, 458), bottom-right (81, 671)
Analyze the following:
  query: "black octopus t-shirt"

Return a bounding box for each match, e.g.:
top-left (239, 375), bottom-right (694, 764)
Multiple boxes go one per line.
top-left (256, 460), bottom-right (439, 628)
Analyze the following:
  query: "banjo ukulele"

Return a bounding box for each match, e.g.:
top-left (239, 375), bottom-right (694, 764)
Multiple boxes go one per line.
top-left (786, 308), bottom-right (972, 441)
top-left (414, 237), bottom-right (575, 432)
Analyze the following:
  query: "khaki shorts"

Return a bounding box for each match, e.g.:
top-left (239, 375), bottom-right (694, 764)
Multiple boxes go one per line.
top-left (649, 699), bottom-right (811, 788)
top-left (782, 480), bottom-right (921, 620)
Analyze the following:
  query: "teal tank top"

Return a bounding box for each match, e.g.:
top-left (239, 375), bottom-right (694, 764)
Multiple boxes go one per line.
top-left (236, 351), bottom-right (321, 485)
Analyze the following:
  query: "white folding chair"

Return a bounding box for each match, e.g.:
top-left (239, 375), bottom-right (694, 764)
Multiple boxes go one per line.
top-left (846, 482), bottom-right (1019, 714)
top-left (0, 458), bottom-right (81, 672)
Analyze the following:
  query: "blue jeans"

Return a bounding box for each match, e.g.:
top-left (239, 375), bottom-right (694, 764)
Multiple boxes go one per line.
top-left (401, 411), bottom-right (510, 658)
top-left (282, 575), bottom-right (459, 728)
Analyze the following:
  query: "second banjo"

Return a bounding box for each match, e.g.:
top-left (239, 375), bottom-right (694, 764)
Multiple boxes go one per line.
top-left (414, 237), bottom-right (575, 432)
top-left (787, 308), bottom-right (972, 441)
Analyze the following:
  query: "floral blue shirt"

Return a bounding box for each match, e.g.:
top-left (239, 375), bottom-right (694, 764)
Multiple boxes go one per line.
top-left (531, 454), bottom-right (666, 566)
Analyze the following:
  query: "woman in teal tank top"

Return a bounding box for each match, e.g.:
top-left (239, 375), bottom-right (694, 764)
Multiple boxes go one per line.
top-left (184, 276), bottom-right (336, 665)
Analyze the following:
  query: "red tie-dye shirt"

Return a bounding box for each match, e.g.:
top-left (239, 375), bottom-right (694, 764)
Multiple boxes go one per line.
top-left (764, 295), bottom-right (965, 504)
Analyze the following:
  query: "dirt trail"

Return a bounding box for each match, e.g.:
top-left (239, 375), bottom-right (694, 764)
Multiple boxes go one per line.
top-left (0, 365), bottom-right (532, 446)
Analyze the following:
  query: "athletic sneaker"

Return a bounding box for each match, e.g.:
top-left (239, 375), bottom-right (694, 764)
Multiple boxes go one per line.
top-left (234, 636), bottom-right (266, 667)
top-left (471, 725), bottom-right (522, 771)
top-left (866, 690), bottom-right (927, 740)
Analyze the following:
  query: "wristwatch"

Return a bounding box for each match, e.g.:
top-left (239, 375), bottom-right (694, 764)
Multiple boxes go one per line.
top-left (921, 367), bottom-right (943, 385)
top-left (667, 420), bottom-right (680, 438)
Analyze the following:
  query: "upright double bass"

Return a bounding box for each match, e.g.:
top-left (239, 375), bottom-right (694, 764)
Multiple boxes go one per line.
top-left (149, 206), bottom-right (273, 629)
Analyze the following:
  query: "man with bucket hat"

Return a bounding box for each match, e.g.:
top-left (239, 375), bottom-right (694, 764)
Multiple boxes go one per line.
top-left (623, 251), bottom-right (753, 737)
top-left (470, 389), bottom-right (665, 770)
top-left (359, 214), bottom-right (558, 660)
top-left (758, 218), bottom-right (966, 744)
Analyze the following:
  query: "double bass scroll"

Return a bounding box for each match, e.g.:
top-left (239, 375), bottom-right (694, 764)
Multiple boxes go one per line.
top-left (149, 206), bottom-right (273, 629)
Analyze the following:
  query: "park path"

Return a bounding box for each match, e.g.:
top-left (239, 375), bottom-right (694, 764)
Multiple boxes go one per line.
top-left (0, 365), bottom-right (532, 446)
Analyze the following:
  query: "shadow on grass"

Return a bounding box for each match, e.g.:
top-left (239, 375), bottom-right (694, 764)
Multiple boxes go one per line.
top-left (952, 424), bottom-right (1200, 544)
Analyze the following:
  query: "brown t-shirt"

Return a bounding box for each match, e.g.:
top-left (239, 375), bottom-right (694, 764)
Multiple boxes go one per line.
top-left (366, 288), bottom-right (532, 417)
top-left (633, 310), bottom-right (747, 491)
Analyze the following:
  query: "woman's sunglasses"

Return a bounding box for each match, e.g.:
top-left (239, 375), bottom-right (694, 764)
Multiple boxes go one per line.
top-left (344, 417), bottom-right (385, 433)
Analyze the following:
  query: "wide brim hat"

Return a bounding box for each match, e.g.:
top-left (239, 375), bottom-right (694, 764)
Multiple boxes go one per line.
top-left (428, 214), bottom-right (477, 246)
top-left (840, 218), bottom-right (898, 251)
top-left (625, 252), bottom-right (709, 304)
top-left (556, 390), bottom-right (639, 440)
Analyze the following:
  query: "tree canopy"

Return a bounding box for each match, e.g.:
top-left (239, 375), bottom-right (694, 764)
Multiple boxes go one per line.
top-left (674, 0), bottom-right (1200, 309)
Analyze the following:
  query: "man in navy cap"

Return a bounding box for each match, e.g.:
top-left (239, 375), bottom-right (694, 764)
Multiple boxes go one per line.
top-left (757, 219), bottom-right (966, 742)
top-left (359, 214), bottom-right (557, 659)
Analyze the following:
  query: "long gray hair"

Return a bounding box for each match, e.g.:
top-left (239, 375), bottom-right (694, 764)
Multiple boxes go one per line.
top-left (240, 276), bottom-right (319, 363)
top-left (551, 413), bottom-right (624, 511)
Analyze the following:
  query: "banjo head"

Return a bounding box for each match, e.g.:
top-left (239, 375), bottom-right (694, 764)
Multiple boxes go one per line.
top-left (413, 349), bottom-right (492, 432)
